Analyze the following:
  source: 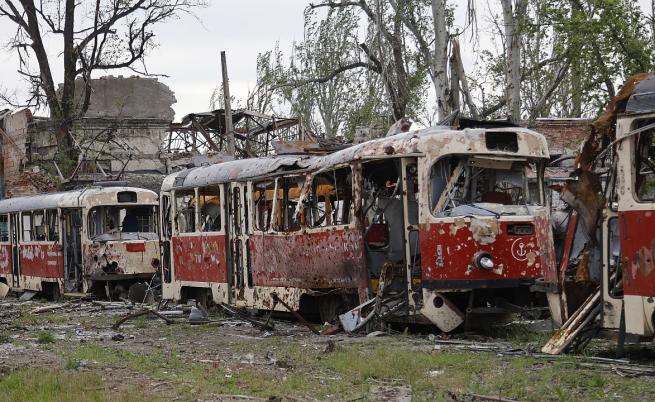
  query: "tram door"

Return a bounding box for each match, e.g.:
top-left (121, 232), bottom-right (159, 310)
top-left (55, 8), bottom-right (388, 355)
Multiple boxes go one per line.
top-left (61, 209), bottom-right (83, 292)
top-left (401, 157), bottom-right (420, 306)
top-left (9, 213), bottom-right (20, 288)
top-left (228, 182), bottom-right (251, 304)
top-left (160, 194), bottom-right (172, 284)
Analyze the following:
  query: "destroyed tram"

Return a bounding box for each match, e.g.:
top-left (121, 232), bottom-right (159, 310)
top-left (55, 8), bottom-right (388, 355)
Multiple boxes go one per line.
top-left (0, 186), bottom-right (160, 299)
top-left (160, 125), bottom-right (555, 332)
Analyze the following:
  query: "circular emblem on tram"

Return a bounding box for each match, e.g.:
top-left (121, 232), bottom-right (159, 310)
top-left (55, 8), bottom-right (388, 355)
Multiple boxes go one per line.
top-left (511, 238), bottom-right (535, 261)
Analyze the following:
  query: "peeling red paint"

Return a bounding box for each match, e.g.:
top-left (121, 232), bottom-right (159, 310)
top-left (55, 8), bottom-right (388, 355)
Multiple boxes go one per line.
top-left (420, 218), bottom-right (545, 283)
top-left (172, 234), bottom-right (228, 283)
top-left (0, 244), bottom-right (11, 275)
top-left (250, 228), bottom-right (367, 289)
top-left (620, 211), bottom-right (655, 297)
top-left (19, 244), bottom-right (64, 278)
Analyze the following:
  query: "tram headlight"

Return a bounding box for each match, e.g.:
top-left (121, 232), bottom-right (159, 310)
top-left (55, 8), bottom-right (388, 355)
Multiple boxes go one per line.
top-left (474, 252), bottom-right (494, 270)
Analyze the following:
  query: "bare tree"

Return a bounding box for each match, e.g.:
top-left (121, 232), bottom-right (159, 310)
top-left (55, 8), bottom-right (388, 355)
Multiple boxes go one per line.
top-left (500, 0), bottom-right (527, 123)
top-left (0, 0), bottom-right (204, 173)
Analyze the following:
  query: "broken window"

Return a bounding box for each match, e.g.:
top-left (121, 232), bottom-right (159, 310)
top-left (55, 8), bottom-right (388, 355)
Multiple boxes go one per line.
top-left (0, 215), bottom-right (8, 242)
top-left (88, 206), bottom-right (158, 240)
top-left (46, 210), bottom-right (59, 242)
top-left (199, 186), bottom-right (222, 232)
top-left (430, 156), bottom-right (544, 217)
top-left (273, 176), bottom-right (304, 232)
top-left (361, 160), bottom-right (401, 261)
top-left (175, 190), bottom-right (197, 233)
top-left (306, 167), bottom-right (353, 227)
top-left (161, 195), bottom-right (173, 238)
top-left (253, 180), bottom-right (275, 231)
top-left (32, 210), bottom-right (46, 241)
top-left (635, 122), bottom-right (655, 202)
top-left (21, 212), bottom-right (32, 242)
top-left (485, 131), bottom-right (519, 152)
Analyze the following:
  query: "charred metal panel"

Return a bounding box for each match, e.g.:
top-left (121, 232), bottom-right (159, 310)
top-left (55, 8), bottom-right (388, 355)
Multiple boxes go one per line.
top-left (420, 218), bottom-right (544, 284)
top-left (0, 244), bottom-right (11, 275)
top-left (19, 244), bottom-right (64, 278)
top-left (619, 210), bottom-right (655, 297)
top-left (171, 234), bottom-right (227, 283)
top-left (250, 228), bottom-right (367, 289)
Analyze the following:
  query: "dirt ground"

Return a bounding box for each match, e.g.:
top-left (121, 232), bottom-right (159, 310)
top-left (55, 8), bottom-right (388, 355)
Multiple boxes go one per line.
top-left (2, 297), bottom-right (655, 402)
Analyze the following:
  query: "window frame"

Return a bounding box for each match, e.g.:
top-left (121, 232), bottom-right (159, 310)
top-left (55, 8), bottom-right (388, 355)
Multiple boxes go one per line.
top-left (172, 188), bottom-right (199, 236)
top-left (20, 211), bottom-right (33, 242)
top-left (0, 214), bottom-right (10, 243)
top-left (198, 184), bottom-right (224, 234)
top-left (304, 166), bottom-right (354, 230)
top-left (428, 154), bottom-right (545, 218)
top-left (632, 119), bottom-right (655, 204)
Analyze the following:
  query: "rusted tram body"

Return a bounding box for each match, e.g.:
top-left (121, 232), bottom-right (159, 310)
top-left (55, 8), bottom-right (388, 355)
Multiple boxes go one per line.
top-left (549, 74), bottom-right (655, 340)
top-left (0, 187), bottom-right (160, 298)
top-left (161, 126), bottom-right (554, 331)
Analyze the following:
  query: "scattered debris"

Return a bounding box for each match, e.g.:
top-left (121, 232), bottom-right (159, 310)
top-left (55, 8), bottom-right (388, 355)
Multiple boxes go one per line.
top-left (31, 302), bottom-right (75, 314)
top-left (270, 293), bottom-right (320, 335)
top-left (370, 385), bottom-right (412, 402)
top-left (19, 291), bottom-right (37, 301)
top-left (111, 309), bottom-right (175, 330)
top-left (321, 324), bottom-right (342, 336)
top-left (189, 305), bottom-right (209, 322)
top-left (219, 303), bottom-right (274, 331)
top-left (446, 392), bottom-right (519, 402)
top-left (541, 290), bottom-right (601, 355)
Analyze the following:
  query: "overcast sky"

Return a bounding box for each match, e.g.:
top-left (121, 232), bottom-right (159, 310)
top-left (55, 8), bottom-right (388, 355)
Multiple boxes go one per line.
top-left (0, 0), bottom-right (652, 121)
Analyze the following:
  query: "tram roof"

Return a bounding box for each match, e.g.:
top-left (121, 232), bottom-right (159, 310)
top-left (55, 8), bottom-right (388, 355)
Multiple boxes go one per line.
top-left (162, 126), bottom-right (549, 191)
top-left (0, 186), bottom-right (158, 214)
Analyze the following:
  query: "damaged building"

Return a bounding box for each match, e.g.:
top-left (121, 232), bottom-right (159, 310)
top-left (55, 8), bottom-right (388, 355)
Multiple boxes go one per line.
top-left (0, 76), bottom-right (176, 197)
top-left (0, 76), bottom-right (312, 199)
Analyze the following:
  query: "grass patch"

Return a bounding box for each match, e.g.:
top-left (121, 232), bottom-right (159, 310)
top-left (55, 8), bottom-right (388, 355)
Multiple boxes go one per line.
top-left (0, 368), bottom-right (154, 402)
top-left (36, 331), bottom-right (55, 344)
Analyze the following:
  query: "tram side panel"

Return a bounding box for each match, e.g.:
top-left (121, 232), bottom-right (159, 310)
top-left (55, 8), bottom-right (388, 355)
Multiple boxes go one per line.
top-left (249, 228), bottom-right (367, 289)
top-left (171, 234), bottom-right (228, 283)
top-left (0, 241), bottom-right (12, 286)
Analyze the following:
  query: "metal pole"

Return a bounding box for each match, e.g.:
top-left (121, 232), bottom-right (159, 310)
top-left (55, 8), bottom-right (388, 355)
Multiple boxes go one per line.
top-left (221, 51), bottom-right (236, 156)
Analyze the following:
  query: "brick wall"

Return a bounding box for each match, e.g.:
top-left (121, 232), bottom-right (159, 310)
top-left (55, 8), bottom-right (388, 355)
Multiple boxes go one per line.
top-left (527, 118), bottom-right (592, 156)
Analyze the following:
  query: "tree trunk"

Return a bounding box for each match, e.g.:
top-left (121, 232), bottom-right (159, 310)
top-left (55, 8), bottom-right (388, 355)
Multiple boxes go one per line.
top-left (501, 0), bottom-right (525, 123)
top-left (432, 0), bottom-right (450, 120)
